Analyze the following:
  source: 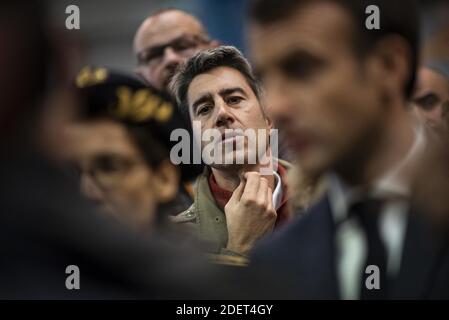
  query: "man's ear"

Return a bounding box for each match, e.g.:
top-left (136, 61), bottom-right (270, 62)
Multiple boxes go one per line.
top-left (369, 34), bottom-right (412, 98)
top-left (153, 160), bottom-right (180, 203)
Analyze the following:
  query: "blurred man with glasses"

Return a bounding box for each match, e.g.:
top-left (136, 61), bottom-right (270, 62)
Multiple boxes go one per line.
top-left (63, 67), bottom-right (189, 230)
top-left (133, 9), bottom-right (219, 94)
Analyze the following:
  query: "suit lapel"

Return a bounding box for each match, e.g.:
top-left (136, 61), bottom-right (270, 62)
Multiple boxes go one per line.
top-left (389, 209), bottom-right (448, 299)
top-left (293, 195), bottom-right (340, 299)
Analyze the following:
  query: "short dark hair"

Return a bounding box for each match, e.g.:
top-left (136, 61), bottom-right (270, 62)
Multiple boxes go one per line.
top-left (249, 0), bottom-right (420, 98)
top-left (169, 45), bottom-right (264, 120)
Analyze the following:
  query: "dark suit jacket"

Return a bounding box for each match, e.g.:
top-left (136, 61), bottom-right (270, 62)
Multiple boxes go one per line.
top-left (250, 195), bottom-right (449, 299)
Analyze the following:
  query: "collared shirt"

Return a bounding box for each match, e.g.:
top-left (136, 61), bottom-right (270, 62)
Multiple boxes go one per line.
top-left (171, 159), bottom-right (304, 258)
top-left (328, 125), bottom-right (426, 299)
top-left (208, 163), bottom-right (290, 228)
top-left (272, 170), bottom-right (284, 210)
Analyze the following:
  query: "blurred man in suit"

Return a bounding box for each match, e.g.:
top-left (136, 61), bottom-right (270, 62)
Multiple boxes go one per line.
top-left (248, 0), bottom-right (449, 299)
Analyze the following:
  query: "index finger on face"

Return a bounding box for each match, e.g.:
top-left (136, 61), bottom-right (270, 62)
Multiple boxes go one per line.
top-left (229, 178), bottom-right (246, 203)
top-left (241, 171), bottom-right (261, 199)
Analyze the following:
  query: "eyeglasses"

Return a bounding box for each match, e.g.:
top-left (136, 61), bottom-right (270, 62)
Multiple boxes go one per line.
top-left (137, 34), bottom-right (211, 67)
top-left (71, 154), bottom-right (147, 190)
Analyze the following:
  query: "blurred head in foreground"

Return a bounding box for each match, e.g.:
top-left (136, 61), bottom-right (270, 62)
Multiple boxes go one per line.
top-left (63, 67), bottom-right (182, 229)
top-left (248, 0), bottom-right (419, 181)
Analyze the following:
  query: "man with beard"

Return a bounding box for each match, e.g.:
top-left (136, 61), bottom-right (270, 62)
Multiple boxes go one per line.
top-left (169, 46), bottom-right (313, 261)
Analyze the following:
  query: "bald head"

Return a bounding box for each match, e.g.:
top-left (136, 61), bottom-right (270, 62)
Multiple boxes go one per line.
top-left (134, 9), bottom-right (216, 93)
top-left (134, 9), bottom-right (207, 53)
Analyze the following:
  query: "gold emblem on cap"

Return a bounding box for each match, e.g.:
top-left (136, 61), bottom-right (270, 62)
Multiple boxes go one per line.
top-left (111, 86), bottom-right (173, 123)
top-left (76, 66), bottom-right (108, 88)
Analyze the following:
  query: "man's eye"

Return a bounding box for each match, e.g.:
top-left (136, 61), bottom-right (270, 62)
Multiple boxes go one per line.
top-left (149, 52), bottom-right (165, 63)
top-left (282, 60), bottom-right (313, 79)
top-left (139, 51), bottom-right (162, 65)
top-left (414, 94), bottom-right (439, 111)
top-left (227, 96), bottom-right (243, 105)
top-left (95, 156), bottom-right (127, 173)
top-left (280, 53), bottom-right (324, 81)
top-left (197, 105), bottom-right (212, 116)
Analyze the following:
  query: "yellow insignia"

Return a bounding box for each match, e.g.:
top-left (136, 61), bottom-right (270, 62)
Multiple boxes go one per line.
top-left (76, 66), bottom-right (108, 88)
top-left (154, 101), bottom-right (173, 122)
top-left (110, 86), bottom-right (173, 123)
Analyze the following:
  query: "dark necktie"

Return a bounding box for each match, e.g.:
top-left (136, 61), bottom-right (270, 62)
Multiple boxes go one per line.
top-left (350, 199), bottom-right (388, 300)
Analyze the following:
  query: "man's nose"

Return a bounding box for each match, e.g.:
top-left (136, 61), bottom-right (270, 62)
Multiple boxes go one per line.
top-left (215, 101), bottom-right (235, 128)
top-left (80, 173), bottom-right (104, 203)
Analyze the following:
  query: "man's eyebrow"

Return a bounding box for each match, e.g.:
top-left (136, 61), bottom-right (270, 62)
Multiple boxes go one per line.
top-left (218, 87), bottom-right (248, 98)
top-left (192, 92), bottom-right (214, 113)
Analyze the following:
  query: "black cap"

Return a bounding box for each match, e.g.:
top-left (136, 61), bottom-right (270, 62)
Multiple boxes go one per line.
top-left (74, 66), bottom-right (203, 181)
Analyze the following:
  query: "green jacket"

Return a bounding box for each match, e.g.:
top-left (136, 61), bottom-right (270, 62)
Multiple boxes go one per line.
top-left (171, 160), bottom-right (316, 256)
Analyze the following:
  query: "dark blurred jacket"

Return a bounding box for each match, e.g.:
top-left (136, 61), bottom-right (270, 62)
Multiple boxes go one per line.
top-left (250, 193), bottom-right (449, 299)
top-left (0, 147), bottom-right (243, 299)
